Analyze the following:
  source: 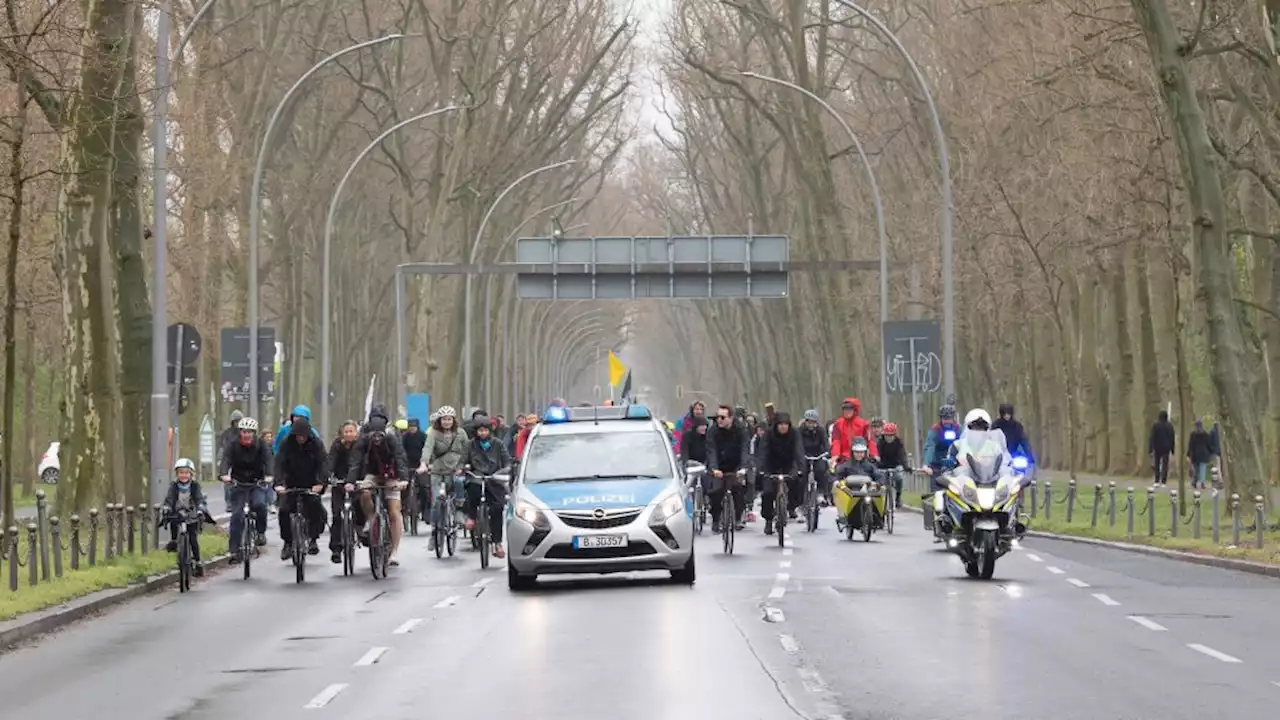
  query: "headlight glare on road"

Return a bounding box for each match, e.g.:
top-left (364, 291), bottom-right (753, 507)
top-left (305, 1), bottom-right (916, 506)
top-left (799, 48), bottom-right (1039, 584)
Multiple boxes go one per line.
top-left (650, 492), bottom-right (684, 525)
top-left (514, 500), bottom-right (550, 529)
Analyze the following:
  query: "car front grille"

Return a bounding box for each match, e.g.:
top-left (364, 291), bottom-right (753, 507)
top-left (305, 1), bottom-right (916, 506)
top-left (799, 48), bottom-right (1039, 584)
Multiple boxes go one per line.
top-left (545, 540), bottom-right (657, 559)
top-left (554, 509), bottom-right (642, 529)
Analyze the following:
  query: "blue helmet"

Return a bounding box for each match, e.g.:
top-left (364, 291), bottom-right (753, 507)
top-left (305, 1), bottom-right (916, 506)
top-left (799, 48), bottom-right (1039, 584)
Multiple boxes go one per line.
top-left (291, 404), bottom-right (312, 421)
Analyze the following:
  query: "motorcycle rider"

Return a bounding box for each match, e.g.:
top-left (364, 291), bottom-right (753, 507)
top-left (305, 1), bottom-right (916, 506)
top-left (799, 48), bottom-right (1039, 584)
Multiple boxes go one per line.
top-left (326, 420), bottom-right (363, 564)
top-left (799, 409), bottom-right (831, 503)
top-left (273, 418), bottom-right (329, 559)
top-left (875, 422), bottom-right (911, 508)
top-left (758, 412), bottom-right (804, 534)
top-left (831, 397), bottom-right (878, 463)
top-left (705, 404), bottom-right (749, 533)
top-left (991, 403), bottom-right (1034, 463)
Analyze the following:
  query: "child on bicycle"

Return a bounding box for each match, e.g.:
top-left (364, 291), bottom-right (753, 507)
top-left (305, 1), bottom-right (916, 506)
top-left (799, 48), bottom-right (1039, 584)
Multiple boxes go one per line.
top-left (464, 415), bottom-right (510, 559)
top-left (834, 438), bottom-right (882, 484)
top-left (164, 458), bottom-right (212, 577)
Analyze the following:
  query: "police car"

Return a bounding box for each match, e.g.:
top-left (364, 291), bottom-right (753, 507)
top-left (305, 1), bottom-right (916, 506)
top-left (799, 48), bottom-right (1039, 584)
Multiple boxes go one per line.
top-left (502, 404), bottom-right (698, 591)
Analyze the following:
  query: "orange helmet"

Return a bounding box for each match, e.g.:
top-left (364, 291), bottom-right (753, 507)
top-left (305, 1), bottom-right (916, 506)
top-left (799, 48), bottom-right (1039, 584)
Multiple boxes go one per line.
top-left (883, 422), bottom-right (898, 435)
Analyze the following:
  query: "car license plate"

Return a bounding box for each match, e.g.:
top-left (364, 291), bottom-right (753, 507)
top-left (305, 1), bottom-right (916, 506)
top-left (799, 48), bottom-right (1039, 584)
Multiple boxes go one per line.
top-left (573, 534), bottom-right (627, 549)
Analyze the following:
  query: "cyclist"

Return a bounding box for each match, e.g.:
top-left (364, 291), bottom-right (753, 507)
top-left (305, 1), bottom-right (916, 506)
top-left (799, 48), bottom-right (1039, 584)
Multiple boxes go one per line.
top-left (674, 401), bottom-right (707, 455)
top-left (875, 422), bottom-right (911, 508)
top-left (758, 411), bottom-right (804, 535)
top-left (515, 412), bottom-right (537, 460)
top-left (799, 409), bottom-right (830, 504)
top-left (831, 397), bottom-right (877, 464)
top-left (992, 403), bottom-right (1034, 463)
top-left (424, 406), bottom-right (469, 551)
top-left (706, 404), bottom-right (749, 533)
top-left (218, 416), bottom-right (270, 564)
top-left (868, 416), bottom-right (884, 447)
top-left (347, 409), bottom-right (410, 565)
top-left (679, 416), bottom-right (709, 468)
top-left (400, 417), bottom-right (429, 522)
top-left (217, 410), bottom-right (244, 507)
top-left (274, 417), bottom-right (328, 559)
top-left (762, 402), bottom-right (777, 428)
top-left (163, 458), bottom-right (211, 577)
top-left (921, 405), bottom-right (963, 480)
top-left (746, 420), bottom-right (769, 521)
top-left (326, 420), bottom-right (363, 564)
top-left (464, 415), bottom-right (510, 559)
top-left (834, 438), bottom-right (883, 487)
top-left (273, 404), bottom-right (321, 454)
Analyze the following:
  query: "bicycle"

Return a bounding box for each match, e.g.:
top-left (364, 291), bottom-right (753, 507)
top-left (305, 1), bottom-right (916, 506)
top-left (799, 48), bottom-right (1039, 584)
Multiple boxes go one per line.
top-left (466, 470), bottom-right (505, 569)
top-left (170, 508), bottom-right (203, 593)
top-left (280, 487), bottom-right (321, 584)
top-left (691, 471), bottom-right (707, 535)
top-left (339, 485), bottom-right (356, 577)
top-left (229, 479), bottom-right (266, 580)
top-left (721, 468), bottom-right (746, 555)
top-left (883, 466), bottom-right (903, 535)
top-left (769, 473), bottom-right (791, 548)
top-left (804, 454), bottom-right (828, 533)
top-left (431, 473), bottom-right (460, 559)
top-left (402, 478), bottom-right (420, 537)
top-left (354, 479), bottom-right (404, 580)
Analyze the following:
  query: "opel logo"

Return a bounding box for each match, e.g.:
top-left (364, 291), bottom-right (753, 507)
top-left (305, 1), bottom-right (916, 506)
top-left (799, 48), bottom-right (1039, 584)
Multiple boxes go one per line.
top-left (592, 507), bottom-right (606, 519)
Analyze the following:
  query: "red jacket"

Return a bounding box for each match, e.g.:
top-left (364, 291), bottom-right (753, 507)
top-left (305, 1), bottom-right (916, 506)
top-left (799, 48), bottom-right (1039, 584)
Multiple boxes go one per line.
top-left (830, 397), bottom-right (878, 460)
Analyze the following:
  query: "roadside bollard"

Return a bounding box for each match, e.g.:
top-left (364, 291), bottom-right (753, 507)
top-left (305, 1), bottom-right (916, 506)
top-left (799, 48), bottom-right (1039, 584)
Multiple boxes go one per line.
top-left (36, 490), bottom-right (50, 581)
top-left (1231, 493), bottom-right (1241, 546)
top-left (1192, 491), bottom-right (1201, 539)
top-left (1170, 489), bottom-right (1179, 537)
top-left (104, 503), bottom-right (116, 560)
top-left (1255, 495), bottom-right (1265, 549)
top-left (1211, 489), bottom-right (1220, 544)
top-left (26, 522), bottom-right (37, 587)
top-left (1108, 481), bottom-right (1117, 527)
top-left (1044, 481), bottom-right (1053, 521)
top-left (7, 526), bottom-right (18, 591)
top-left (1091, 484), bottom-right (1102, 528)
top-left (126, 506), bottom-right (136, 555)
top-left (1147, 487), bottom-right (1156, 536)
top-left (116, 503), bottom-right (127, 557)
top-left (1067, 480), bottom-right (1077, 524)
top-left (88, 508), bottom-right (99, 566)
top-left (70, 515), bottom-right (81, 570)
top-left (152, 503), bottom-right (162, 549)
top-left (49, 517), bottom-right (63, 578)
top-left (1029, 480), bottom-right (1038, 519)
top-left (1126, 486), bottom-right (1135, 537)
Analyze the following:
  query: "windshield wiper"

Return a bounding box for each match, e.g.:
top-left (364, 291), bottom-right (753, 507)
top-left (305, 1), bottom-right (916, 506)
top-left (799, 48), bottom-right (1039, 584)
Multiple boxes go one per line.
top-left (534, 473), bottom-right (661, 483)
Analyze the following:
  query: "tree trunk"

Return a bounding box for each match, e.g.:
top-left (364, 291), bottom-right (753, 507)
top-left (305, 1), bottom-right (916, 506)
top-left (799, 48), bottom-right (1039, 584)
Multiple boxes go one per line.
top-left (1, 76), bottom-right (28, 529)
top-left (1129, 0), bottom-right (1268, 502)
top-left (1110, 262), bottom-right (1137, 473)
top-left (1134, 240), bottom-right (1162, 451)
top-left (20, 308), bottom-right (36, 497)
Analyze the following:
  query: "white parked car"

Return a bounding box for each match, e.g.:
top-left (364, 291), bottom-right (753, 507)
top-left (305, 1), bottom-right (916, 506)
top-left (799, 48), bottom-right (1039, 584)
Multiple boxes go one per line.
top-left (38, 442), bottom-right (59, 484)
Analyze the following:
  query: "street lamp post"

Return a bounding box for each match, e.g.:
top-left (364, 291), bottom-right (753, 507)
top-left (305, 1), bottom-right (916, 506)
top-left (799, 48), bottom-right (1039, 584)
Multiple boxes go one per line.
top-left (247, 34), bottom-right (405, 422)
top-left (739, 71), bottom-right (890, 417)
top-left (463, 160), bottom-right (577, 411)
top-left (150, 0), bottom-right (220, 506)
top-left (319, 105), bottom-right (465, 438)
top-left (552, 325), bottom-right (605, 395)
top-left (829, 0), bottom-right (954, 399)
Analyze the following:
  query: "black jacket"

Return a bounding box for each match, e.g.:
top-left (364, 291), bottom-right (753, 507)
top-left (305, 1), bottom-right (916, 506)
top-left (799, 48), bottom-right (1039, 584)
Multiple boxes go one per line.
top-left (401, 429), bottom-right (428, 468)
top-left (468, 436), bottom-right (510, 476)
top-left (759, 426), bottom-right (804, 475)
top-left (273, 434), bottom-right (328, 489)
top-left (327, 438), bottom-right (358, 482)
top-left (680, 426), bottom-right (709, 465)
top-left (216, 424), bottom-right (240, 467)
top-left (836, 458), bottom-right (883, 483)
top-left (219, 438), bottom-right (271, 483)
top-left (991, 417), bottom-right (1033, 462)
top-left (346, 432), bottom-right (410, 485)
top-left (706, 424), bottom-right (749, 474)
top-left (799, 424), bottom-right (829, 458)
top-left (163, 480), bottom-right (208, 514)
top-left (876, 437), bottom-right (911, 471)
top-left (1187, 429), bottom-right (1212, 464)
top-left (1148, 419), bottom-right (1175, 455)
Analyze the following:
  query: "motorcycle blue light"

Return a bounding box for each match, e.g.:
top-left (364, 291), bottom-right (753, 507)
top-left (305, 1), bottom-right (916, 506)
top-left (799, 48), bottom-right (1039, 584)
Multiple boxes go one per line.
top-left (1011, 456), bottom-right (1029, 471)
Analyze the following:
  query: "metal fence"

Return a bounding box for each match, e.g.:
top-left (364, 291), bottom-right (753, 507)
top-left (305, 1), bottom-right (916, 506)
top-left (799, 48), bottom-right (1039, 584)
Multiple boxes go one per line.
top-left (1, 489), bottom-right (169, 592)
top-left (902, 472), bottom-right (1275, 550)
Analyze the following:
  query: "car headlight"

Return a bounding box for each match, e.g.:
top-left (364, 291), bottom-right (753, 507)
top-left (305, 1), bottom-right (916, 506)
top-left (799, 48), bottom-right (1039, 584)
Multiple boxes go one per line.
top-left (650, 492), bottom-right (684, 525)
top-left (514, 500), bottom-right (550, 530)
top-left (961, 485), bottom-right (979, 504)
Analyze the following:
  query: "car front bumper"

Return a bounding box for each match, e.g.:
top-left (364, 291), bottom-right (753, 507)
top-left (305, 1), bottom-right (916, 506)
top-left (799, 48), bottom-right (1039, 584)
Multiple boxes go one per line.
top-left (506, 505), bottom-right (694, 576)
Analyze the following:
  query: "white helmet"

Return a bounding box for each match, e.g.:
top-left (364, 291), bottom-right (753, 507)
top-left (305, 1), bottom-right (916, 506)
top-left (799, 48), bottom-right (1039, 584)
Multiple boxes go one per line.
top-left (964, 408), bottom-right (992, 429)
top-left (238, 417), bottom-right (259, 432)
top-left (174, 458), bottom-right (196, 472)
top-left (436, 405), bottom-right (457, 418)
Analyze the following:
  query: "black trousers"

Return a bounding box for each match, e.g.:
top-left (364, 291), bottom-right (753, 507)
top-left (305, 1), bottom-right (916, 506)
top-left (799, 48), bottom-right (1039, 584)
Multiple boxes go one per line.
top-left (708, 472), bottom-right (747, 525)
top-left (168, 519), bottom-right (201, 560)
top-left (1153, 453), bottom-right (1170, 485)
top-left (280, 493), bottom-right (326, 543)
top-left (759, 473), bottom-right (801, 521)
top-left (464, 478), bottom-right (508, 543)
top-left (328, 487), bottom-right (367, 551)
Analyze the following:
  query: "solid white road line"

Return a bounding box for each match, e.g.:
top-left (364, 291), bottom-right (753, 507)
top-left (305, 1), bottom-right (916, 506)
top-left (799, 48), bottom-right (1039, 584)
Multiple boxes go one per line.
top-left (1127, 615), bottom-right (1167, 632)
top-left (472, 577), bottom-right (493, 588)
top-left (1187, 643), bottom-right (1242, 663)
top-left (1066, 578), bottom-right (1090, 588)
top-left (353, 647), bottom-right (388, 667)
top-left (1092, 593), bottom-right (1120, 606)
top-left (304, 684), bottom-right (348, 709)
top-left (433, 595), bottom-right (460, 609)
top-left (779, 634), bottom-right (800, 654)
top-left (768, 586), bottom-right (786, 599)
top-left (1046, 566), bottom-right (1065, 575)
top-left (1025, 553), bottom-right (1043, 562)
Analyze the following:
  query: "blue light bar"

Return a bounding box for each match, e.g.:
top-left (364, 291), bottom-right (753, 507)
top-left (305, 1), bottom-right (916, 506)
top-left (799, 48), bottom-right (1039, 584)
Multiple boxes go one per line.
top-left (542, 405), bottom-right (570, 423)
top-left (625, 404), bottom-right (652, 419)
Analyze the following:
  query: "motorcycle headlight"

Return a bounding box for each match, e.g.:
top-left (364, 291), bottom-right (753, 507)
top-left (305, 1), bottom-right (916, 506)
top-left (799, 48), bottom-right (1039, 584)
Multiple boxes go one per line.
top-left (650, 492), bottom-right (684, 525)
top-left (961, 485), bottom-right (979, 505)
top-left (514, 500), bottom-right (550, 530)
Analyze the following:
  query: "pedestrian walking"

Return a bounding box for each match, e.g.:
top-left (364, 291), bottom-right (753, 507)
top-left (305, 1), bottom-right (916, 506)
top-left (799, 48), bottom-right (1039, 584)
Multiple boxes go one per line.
top-left (1148, 410), bottom-right (1174, 486)
top-left (1187, 419), bottom-right (1212, 490)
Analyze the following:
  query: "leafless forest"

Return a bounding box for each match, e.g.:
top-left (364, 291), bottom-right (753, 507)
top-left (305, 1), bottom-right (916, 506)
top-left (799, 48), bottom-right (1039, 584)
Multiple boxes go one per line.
top-left (0, 0), bottom-right (1275, 522)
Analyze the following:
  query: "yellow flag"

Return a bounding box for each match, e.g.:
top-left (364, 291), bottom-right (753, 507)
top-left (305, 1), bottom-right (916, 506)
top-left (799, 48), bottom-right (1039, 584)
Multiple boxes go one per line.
top-left (608, 351), bottom-right (627, 387)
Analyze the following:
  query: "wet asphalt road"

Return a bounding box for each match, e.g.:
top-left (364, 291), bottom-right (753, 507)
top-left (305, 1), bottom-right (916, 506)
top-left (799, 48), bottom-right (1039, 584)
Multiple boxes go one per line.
top-left (1, 505), bottom-right (1279, 720)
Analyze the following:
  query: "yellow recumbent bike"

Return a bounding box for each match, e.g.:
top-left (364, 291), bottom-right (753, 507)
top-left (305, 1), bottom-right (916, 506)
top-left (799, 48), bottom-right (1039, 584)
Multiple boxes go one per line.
top-left (832, 474), bottom-right (889, 542)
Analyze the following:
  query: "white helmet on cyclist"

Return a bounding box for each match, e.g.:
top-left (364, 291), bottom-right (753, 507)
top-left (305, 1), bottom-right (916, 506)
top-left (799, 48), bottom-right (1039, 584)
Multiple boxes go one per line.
top-left (851, 437), bottom-right (869, 454)
top-left (436, 405), bottom-right (457, 418)
top-left (964, 408), bottom-right (992, 430)
top-left (238, 417), bottom-right (259, 432)
top-left (174, 458), bottom-right (196, 472)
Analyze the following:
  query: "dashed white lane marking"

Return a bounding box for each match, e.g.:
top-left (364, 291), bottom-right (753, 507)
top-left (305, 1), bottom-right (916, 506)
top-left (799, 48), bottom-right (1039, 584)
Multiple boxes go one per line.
top-left (779, 634), bottom-right (800, 654)
top-left (353, 647), bottom-right (388, 667)
top-left (779, 560), bottom-right (792, 569)
top-left (1046, 566), bottom-right (1065, 575)
top-left (472, 577), bottom-right (493, 588)
top-left (1270, 680), bottom-right (1280, 689)
top-left (1187, 643), bottom-right (1242, 663)
top-left (304, 684), bottom-right (348, 709)
top-left (1025, 553), bottom-right (1043, 562)
top-left (776, 572), bottom-right (791, 583)
top-left (433, 595), bottom-right (460, 609)
top-left (1127, 615), bottom-right (1167, 632)
top-left (392, 618), bottom-right (422, 635)
top-left (782, 548), bottom-right (794, 557)
top-left (797, 666), bottom-right (828, 693)
top-left (1092, 593), bottom-right (1120, 606)
top-left (1066, 578), bottom-right (1090, 588)
top-left (768, 586), bottom-right (786, 599)
top-left (764, 607), bottom-right (786, 623)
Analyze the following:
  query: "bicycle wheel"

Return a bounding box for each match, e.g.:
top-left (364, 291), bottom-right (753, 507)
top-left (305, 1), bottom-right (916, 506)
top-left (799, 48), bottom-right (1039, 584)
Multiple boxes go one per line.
top-left (379, 508), bottom-right (391, 577)
top-left (433, 498), bottom-right (445, 559)
top-left (885, 494), bottom-right (895, 535)
top-left (479, 502), bottom-right (490, 570)
top-left (805, 483), bottom-right (817, 533)
top-left (776, 486), bottom-right (787, 548)
top-left (370, 511), bottom-right (384, 580)
top-left (242, 517), bottom-right (253, 580)
top-left (446, 521), bottom-right (457, 557)
top-left (722, 493), bottom-right (734, 554)
top-left (342, 509), bottom-right (355, 576)
top-left (408, 485), bottom-right (420, 537)
top-left (694, 484), bottom-right (705, 534)
top-left (177, 532), bottom-right (191, 593)
top-left (861, 502), bottom-right (874, 542)
top-left (294, 515), bottom-right (307, 583)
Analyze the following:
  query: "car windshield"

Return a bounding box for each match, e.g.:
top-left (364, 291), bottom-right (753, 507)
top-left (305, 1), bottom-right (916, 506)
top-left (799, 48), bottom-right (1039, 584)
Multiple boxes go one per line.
top-left (523, 429), bottom-right (673, 484)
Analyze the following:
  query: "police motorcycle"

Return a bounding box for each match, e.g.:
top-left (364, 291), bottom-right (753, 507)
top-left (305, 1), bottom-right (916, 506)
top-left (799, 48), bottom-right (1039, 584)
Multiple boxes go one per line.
top-left (933, 432), bottom-right (1028, 579)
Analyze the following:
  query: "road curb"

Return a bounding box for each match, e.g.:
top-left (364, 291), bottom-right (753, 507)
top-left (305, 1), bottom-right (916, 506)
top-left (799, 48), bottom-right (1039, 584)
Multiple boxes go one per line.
top-left (0, 552), bottom-right (232, 652)
top-left (897, 504), bottom-right (1280, 579)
